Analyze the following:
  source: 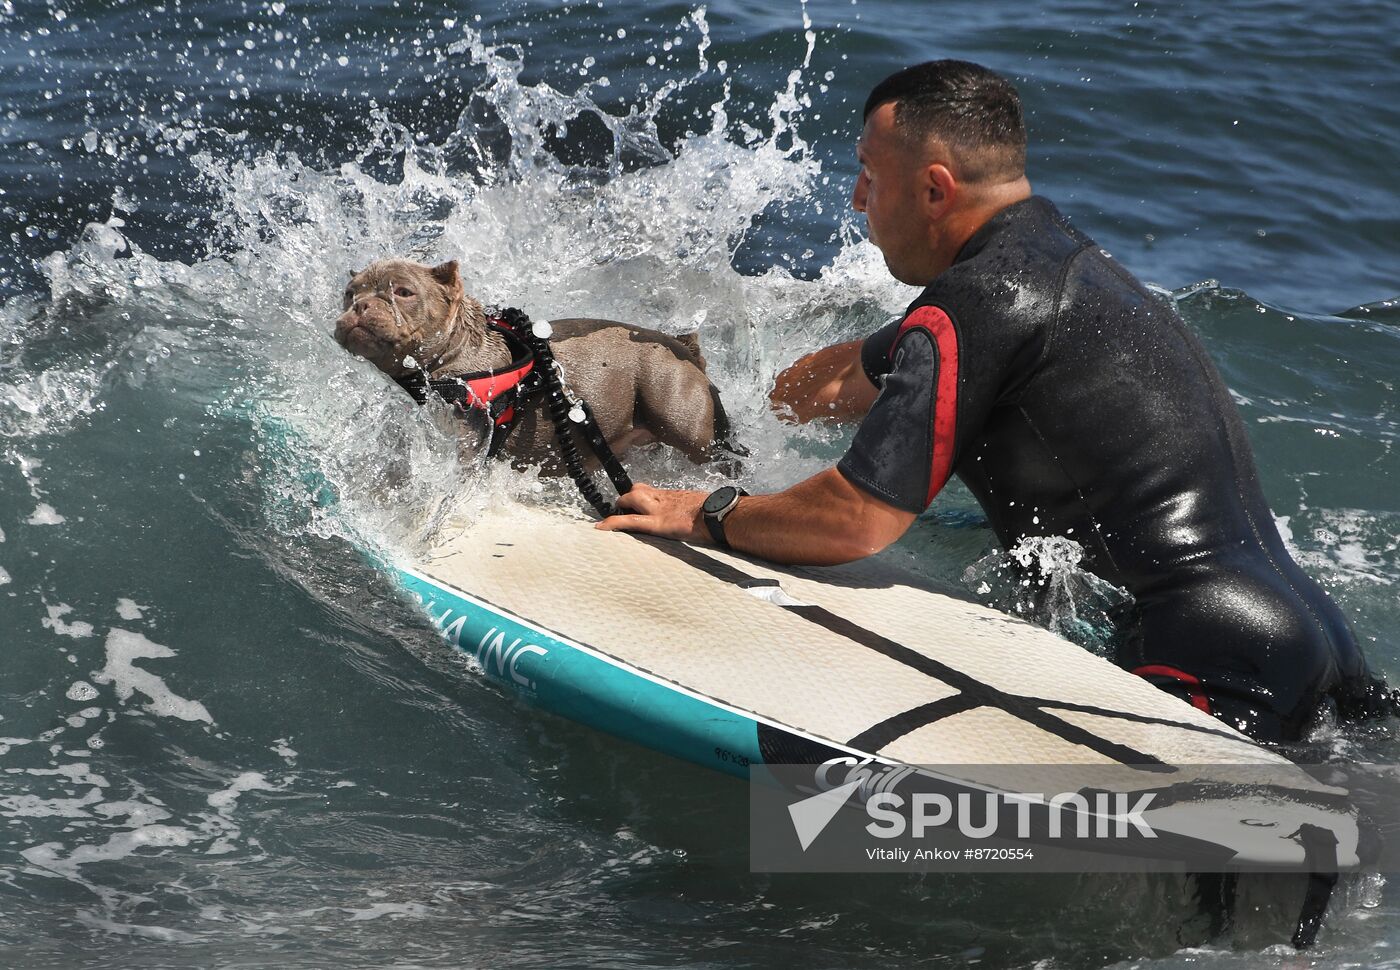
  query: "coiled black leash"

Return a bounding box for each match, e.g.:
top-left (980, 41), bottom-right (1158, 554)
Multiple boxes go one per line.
top-left (496, 307), bottom-right (634, 518)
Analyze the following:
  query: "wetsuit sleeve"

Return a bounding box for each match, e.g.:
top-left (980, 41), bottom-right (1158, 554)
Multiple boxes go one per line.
top-left (838, 306), bottom-right (960, 513)
top-left (859, 318), bottom-right (903, 386)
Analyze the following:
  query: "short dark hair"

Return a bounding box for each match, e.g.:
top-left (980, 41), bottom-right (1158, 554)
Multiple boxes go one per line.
top-left (863, 60), bottom-right (1026, 183)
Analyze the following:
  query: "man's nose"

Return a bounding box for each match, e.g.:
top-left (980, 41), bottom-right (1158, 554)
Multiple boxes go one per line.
top-left (851, 171), bottom-right (868, 212)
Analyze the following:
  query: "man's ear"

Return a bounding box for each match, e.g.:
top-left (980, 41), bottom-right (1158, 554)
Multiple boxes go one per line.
top-left (924, 163), bottom-right (956, 219)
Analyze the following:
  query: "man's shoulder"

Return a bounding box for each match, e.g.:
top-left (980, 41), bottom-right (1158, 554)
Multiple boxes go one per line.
top-left (992, 195), bottom-right (1097, 259)
top-left (926, 198), bottom-right (1099, 300)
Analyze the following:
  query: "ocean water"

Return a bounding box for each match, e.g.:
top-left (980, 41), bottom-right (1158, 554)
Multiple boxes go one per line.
top-left (2, 1), bottom-right (1398, 967)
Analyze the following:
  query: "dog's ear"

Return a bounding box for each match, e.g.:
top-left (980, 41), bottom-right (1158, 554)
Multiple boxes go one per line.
top-left (674, 331), bottom-right (707, 372)
top-left (428, 260), bottom-right (461, 289)
top-left (348, 268), bottom-right (360, 279)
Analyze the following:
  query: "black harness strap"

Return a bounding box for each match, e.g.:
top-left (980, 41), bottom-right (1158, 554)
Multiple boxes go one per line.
top-left (500, 307), bottom-right (633, 517)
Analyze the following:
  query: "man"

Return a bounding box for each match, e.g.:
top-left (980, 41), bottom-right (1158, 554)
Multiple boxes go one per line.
top-left (598, 59), bottom-right (1387, 743)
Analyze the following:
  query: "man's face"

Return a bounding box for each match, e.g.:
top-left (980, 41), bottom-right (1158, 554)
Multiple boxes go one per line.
top-left (852, 103), bottom-right (934, 286)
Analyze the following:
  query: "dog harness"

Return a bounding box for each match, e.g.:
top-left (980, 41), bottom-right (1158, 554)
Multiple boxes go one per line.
top-left (393, 317), bottom-right (539, 455)
top-left (394, 307), bottom-right (633, 516)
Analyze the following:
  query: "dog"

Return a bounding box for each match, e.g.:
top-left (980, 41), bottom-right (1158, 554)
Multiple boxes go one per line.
top-left (333, 258), bottom-right (729, 467)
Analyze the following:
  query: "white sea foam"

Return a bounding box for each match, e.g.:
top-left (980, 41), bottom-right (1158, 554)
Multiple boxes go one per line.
top-left (1294, 508), bottom-right (1397, 588)
top-left (22, 824), bottom-right (196, 876)
top-left (2, 786), bottom-right (106, 820)
top-left (65, 680), bottom-right (99, 702)
top-left (115, 598), bottom-right (146, 620)
top-left (343, 901), bottom-right (433, 922)
top-left (207, 771), bottom-right (276, 813)
top-left (26, 503), bottom-right (65, 526)
top-left (2, 762), bottom-right (109, 820)
top-left (92, 629), bottom-right (213, 723)
top-left (42, 603), bottom-right (94, 639)
top-left (73, 913), bottom-right (200, 943)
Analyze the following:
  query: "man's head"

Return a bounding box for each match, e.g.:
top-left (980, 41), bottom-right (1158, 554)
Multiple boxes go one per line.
top-left (854, 60), bottom-right (1030, 285)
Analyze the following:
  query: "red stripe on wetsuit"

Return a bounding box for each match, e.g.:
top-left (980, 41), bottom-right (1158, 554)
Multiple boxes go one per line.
top-left (1132, 664), bottom-right (1212, 714)
top-left (896, 306), bottom-right (960, 508)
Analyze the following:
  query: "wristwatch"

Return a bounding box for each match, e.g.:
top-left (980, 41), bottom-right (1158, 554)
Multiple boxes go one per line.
top-left (701, 486), bottom-right (748, 549)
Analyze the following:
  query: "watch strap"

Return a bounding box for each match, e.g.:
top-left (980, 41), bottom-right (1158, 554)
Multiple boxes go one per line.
top-left (702, 487), bottom-right (748, 548)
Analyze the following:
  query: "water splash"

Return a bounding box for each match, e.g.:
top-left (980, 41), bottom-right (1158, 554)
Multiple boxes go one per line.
top-left (963, 535), bottom-right (1134, 656)
top-left (154, 13), bottom-right (900, 561)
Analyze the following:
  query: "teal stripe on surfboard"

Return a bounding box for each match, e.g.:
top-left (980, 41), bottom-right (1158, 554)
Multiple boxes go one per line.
top-left (395, 565), bottom-right (767, 777)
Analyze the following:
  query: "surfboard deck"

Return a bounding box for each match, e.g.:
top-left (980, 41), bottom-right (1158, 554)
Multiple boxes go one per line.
top-left (392, 501), bottom-right (1360, 869)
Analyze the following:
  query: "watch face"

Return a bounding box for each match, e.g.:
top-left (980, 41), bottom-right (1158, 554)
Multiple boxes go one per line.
top-left (703, 486), bottom-right (738, 516)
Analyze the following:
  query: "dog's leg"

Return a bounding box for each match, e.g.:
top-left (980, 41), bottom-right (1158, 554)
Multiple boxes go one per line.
top-left (705, 386), bottom-right (749, 464)
top-left (635, 361), bottom-right (742, 466)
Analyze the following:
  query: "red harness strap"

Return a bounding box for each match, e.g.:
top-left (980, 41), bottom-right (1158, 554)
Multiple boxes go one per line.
top-left (1132, 664), bottom-right (1212, 714)
top-left (458, 357), bottom-right (535, 424)
top-left (420, 317), bottom-right (537, 427)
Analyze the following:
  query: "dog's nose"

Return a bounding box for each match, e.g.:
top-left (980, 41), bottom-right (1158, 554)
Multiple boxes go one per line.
top-left (353, 298), bottom-right (372, 316)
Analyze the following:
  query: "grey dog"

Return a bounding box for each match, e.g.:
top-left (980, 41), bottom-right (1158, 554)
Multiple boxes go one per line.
top-left (334, 258), bottom-right (730, 465)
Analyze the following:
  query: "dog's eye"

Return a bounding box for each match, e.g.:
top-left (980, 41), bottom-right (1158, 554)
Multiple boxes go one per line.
top-left (395, 287), bottom-right (415, 298)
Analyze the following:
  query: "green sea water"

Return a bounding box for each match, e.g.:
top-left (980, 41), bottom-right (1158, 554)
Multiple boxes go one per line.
top-left (2, 1), bottom-right (1398, 966)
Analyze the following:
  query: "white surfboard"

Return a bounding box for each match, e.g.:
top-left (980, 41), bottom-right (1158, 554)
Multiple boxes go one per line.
top-left (392, 501), bottom-right (1362, 871)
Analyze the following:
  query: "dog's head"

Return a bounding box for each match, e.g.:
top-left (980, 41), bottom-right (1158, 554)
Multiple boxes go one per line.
top-left (334, 258), bottom-right (486, 377)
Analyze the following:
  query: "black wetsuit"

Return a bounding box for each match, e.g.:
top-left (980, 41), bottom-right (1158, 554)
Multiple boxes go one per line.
top-left (838, 195), bottom-right (1383, 743)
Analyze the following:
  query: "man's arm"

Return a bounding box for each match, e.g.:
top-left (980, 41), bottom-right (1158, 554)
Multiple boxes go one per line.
top-left (770, 339), bottom-right (881, 423)
top-left (595, 468), bottom-right (916, 567)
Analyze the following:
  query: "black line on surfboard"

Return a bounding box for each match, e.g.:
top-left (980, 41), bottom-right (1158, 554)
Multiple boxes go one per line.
top-left (847, 693), bottom-right (983, 751)
top-left (639, 538), bottom-right (1170, 768)
top-left (1025, 698), bottom-right (1246, 744)
top-left (843, 693), bottom-right (1246, 753)
top-left (792, 603), bottom-right (1168, 768)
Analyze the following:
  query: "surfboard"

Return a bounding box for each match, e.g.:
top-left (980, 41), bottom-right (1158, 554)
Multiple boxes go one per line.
top-left (392, 501), bottom-right (1363, 872)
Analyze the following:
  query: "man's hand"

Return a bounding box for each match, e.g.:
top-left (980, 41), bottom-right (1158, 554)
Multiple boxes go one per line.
top-left (595, 469), bottom-right (917, 566)
top-left (770, 339), bottom-right (880, 423)
top-left (596, 483), bottom-right (708, 542)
